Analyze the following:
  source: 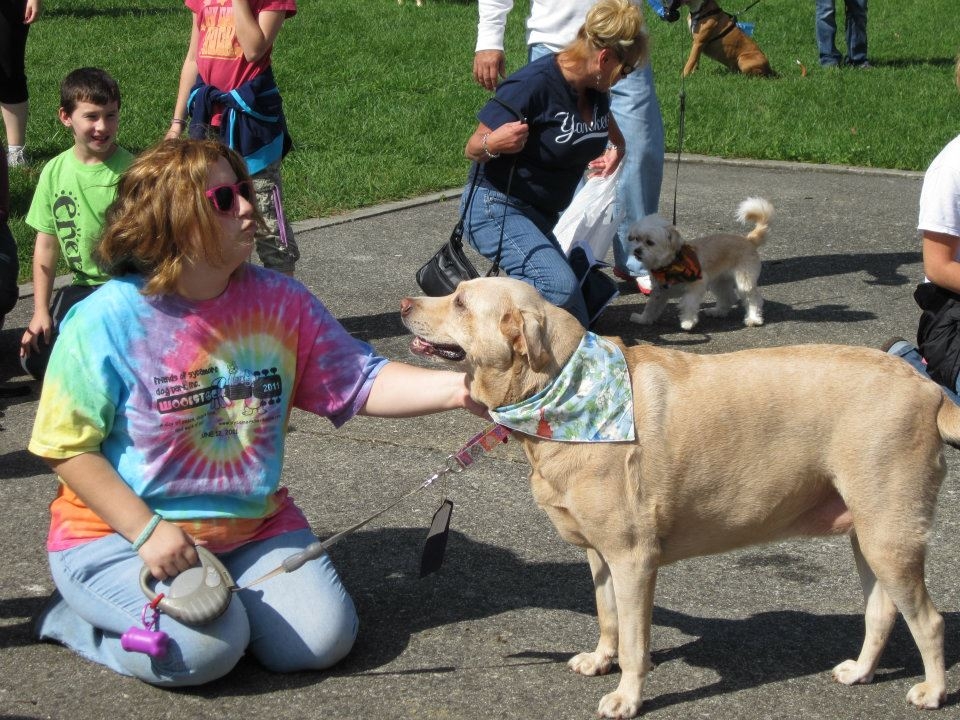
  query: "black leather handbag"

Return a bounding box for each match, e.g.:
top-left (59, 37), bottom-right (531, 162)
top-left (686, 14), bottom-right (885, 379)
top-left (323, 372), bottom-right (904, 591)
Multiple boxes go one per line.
top-left (416, 98), bottom-right (523, 297)
top-left (415, 172), bottom-right (483, 296)
top-left (415, 229), bottom-right (480, 297)
top-left (416, 164), bottom-right (505, 297)
top-left (417, 166), bottom-right (513, 297)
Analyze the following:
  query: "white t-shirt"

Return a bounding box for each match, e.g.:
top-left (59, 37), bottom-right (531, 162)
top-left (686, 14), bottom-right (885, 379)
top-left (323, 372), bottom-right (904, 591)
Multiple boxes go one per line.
top-left (918, 133), bottom-right (960, 240)
top-left (477, 0), bottom-right (601, 53)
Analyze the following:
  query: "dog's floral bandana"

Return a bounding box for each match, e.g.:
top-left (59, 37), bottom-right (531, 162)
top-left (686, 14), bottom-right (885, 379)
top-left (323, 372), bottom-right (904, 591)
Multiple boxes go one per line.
top-left (490, 332), bottom-right (635, 442)
top-left (651, 244), bottom-right (702, 288)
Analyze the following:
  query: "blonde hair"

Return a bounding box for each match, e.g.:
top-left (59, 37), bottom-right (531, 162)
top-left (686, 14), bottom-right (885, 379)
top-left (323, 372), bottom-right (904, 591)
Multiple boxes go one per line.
top-left (563, 0), bottom-right (648, 74)
top-left (97, 138), bottom-right (263, 295)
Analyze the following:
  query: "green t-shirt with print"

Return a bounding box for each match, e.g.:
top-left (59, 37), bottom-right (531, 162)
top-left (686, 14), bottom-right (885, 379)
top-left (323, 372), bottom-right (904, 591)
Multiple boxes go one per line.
top-left (26, 145), bottom-right (134, 286)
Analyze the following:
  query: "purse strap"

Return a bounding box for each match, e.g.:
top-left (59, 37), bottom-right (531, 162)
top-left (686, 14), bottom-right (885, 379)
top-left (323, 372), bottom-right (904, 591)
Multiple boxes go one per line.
top-left (451, 164), bottom-right (482, 244)
top-left (466, 95), bottom-right (527, 277)
top-left (455, 159), bottom-right (513, 279)
top-left (486, 161), bottom-right (516, 277)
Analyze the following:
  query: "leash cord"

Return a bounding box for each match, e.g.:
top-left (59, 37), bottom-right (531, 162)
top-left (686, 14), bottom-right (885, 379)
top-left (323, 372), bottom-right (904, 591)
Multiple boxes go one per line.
top-left (240, 424), bottom-right (511, 589)
top-left (735, 0), bottom-right (762, 18)
top-left (672, 63), bottom-right (687, 227)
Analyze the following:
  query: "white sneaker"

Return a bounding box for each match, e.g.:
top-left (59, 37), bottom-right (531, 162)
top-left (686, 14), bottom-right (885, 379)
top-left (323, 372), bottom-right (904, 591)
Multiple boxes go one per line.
top-left (6, 146), bottom-right (28, 167)
top-left (635, 273), bottom-right (652, 296)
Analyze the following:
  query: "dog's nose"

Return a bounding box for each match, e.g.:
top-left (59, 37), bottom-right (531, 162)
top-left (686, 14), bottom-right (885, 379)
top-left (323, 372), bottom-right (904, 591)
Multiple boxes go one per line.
top-left (400, 298), bottom-right (413, 317)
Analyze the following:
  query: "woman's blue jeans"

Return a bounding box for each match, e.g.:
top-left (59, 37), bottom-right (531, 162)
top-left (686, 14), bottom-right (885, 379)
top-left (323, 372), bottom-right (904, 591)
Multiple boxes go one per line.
top-left (462, 182), bottom-right (589, 326)
top-left (37, 529), bottom-right (358, 686)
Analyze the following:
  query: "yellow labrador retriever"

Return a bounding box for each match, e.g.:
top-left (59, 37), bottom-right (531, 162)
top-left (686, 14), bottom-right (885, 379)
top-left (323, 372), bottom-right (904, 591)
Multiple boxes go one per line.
top-left (400, 276), bottom-right (958, 718)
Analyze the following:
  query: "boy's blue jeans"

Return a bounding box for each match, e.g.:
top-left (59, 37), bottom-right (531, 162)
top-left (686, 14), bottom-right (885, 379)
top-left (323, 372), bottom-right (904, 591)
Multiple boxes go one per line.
top-left (37, 529), bottom-right (358, 685)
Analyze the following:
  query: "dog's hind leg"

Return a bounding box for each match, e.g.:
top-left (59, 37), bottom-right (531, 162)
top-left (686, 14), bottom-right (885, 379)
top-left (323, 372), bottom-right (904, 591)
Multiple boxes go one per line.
top-left (704, 276), bottom-right (737, 318)
top-left (569, 548), bottom-right (618, 676)
top-left (832, 532), bottom-right (897, 686)
top-left (840, 521), bottom-right (946, 708)
top-left (735, 266), bottom-right (764, 326)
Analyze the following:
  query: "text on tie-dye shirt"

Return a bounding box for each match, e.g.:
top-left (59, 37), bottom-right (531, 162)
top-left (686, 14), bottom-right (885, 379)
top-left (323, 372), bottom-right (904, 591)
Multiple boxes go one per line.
top-left (29, 265), bottom-right (387, 551)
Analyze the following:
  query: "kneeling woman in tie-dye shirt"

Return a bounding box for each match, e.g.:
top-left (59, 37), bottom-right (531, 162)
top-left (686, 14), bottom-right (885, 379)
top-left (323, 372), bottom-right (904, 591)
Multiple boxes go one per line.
top-left (28, 138), bottom-right (486, 686)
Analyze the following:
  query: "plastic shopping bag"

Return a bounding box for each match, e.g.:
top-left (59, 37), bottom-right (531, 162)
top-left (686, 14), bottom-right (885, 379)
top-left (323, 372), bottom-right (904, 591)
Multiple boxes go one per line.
top-left (553, 164), bottom-right (624, 262)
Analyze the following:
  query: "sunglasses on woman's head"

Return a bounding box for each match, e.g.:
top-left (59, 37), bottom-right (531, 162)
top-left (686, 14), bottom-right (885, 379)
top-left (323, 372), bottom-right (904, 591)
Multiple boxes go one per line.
top-left (205, 180), bottom-right (254, 214)
top-left (610, 46), bottom-right (636, 78)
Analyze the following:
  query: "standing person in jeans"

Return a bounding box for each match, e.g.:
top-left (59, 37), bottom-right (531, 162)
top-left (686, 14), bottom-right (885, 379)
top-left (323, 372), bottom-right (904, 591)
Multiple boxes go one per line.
top-left (815, 0), bottom-right (869, 69)
top-left (1, 0), bottom-right (40, 167)
top-left (462, 0), bottom-right (645, 327)
top-left (167, 0), bottom-right (299, 276)
top-left (474, 0), bottom-right (665, 295)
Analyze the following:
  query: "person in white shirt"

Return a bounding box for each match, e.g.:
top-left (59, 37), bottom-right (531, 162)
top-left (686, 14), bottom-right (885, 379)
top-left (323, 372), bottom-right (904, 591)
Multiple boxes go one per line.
top-left (885, 55), bottom-right (960, 402)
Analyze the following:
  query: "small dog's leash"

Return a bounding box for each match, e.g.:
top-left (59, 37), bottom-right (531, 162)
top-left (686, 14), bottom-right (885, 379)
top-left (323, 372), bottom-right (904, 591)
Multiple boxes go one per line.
top-left (240, 423), bottom-right (513, 588)
top-left (672, 60), bottom-right (687, 227)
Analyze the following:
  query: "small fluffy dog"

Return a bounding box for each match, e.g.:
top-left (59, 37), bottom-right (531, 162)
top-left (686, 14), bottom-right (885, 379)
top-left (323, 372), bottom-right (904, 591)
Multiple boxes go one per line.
top-left (628, 197), bottom-right (774, 331)
top-left (673, 0), bottom-right (775, 77)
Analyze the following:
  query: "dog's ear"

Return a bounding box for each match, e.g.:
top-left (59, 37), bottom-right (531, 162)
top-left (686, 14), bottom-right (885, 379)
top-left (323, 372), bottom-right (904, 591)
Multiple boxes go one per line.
top-left (668, 226), bottom-right (683, 250)
top-left (500, 308), bottom-right (551, 372)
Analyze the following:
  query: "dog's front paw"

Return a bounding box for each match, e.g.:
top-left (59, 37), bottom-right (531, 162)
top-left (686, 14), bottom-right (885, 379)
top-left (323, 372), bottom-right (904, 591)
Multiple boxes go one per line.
top-left (568, 650), bottom-right (614, 676)
top-left (906, 681), bottom-right (945, 709)
top-left (679, 318), bottom-right (698, 331)
top-left (597, 689), bottom-right (642, 719)
top-left (832, 659), bottom-right (873, 685)
top-left (743, 315), bottom-right (764, 327)
top-left (630, 312), bottom-right (655, 326)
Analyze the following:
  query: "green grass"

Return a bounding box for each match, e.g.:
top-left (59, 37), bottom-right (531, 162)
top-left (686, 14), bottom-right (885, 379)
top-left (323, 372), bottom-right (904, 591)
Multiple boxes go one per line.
top-left (6, 0), bottom-right (958, 281)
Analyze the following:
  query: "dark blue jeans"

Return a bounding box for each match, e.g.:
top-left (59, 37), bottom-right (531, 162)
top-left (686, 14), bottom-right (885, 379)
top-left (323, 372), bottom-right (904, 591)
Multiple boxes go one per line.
top-left (815, 0), bottom-right (868, 66)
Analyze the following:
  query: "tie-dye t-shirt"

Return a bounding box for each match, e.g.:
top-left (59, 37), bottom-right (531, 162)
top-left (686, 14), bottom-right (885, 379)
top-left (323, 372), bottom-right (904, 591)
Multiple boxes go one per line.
top-left (29, 266), bottom-right (388, 552)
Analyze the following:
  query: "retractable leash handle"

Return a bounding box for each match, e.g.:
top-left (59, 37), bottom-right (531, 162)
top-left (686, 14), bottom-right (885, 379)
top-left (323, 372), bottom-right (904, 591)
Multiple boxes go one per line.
top-left (139, 545), bottom-right (236, 625)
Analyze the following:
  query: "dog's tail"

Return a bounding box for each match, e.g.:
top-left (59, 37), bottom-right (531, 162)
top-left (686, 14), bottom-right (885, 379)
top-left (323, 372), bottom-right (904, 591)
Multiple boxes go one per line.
top-left (736, 197), bottom-right (775, 246)
top-left (937, 394), bottom-right (960, 449)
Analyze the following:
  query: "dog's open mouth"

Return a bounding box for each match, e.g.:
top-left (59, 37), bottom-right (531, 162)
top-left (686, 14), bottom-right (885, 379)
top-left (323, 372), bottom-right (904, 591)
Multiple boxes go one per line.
top-left (410, 336), bottom-right (466, 362)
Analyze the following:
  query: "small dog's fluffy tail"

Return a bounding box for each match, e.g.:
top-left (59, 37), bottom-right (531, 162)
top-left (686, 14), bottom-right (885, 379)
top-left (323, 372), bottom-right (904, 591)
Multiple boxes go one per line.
top-left (736, 197), bottom-right (775, 246)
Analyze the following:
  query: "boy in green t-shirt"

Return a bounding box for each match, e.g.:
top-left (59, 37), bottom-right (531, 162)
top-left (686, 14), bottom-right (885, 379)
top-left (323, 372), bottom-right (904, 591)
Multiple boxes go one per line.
top-left (19, 67), bottom-right (134, 381)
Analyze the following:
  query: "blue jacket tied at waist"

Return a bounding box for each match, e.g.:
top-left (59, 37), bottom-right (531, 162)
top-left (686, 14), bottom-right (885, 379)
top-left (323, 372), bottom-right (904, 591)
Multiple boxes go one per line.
top-left (188, 69), bottom-right (293, 176)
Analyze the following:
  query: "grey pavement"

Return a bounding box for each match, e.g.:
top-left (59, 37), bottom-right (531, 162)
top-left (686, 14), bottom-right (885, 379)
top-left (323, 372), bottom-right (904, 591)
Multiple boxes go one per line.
top-left (3, 155), bottom-right (960, 720)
